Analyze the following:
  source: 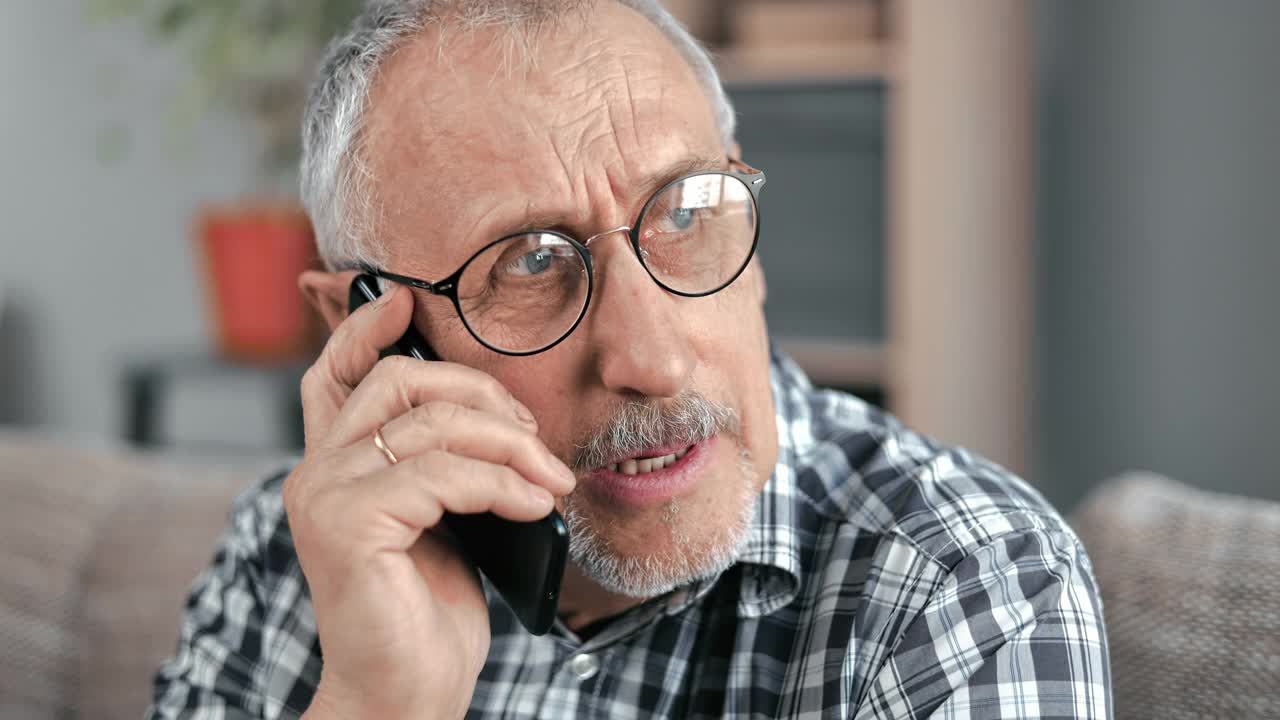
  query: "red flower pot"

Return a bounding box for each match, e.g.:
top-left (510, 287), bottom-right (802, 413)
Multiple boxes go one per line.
top-left (199, 203), bottom-right (322, 362)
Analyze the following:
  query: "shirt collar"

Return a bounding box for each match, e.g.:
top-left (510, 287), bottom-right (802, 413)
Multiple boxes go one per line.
top-left (732, 350), bottom-right (816, 618)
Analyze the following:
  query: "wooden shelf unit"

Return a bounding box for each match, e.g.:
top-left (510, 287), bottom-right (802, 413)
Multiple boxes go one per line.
top-left (716, 43), bottom-right (892, 86)
top-left (774, 338), bottom-right (887, 389)
top-left (709, 0), bottom-right (1033, 473)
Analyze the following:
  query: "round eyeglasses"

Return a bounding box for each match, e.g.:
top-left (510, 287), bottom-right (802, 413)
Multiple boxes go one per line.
top-left (361, 162), bottom-right (765, 356)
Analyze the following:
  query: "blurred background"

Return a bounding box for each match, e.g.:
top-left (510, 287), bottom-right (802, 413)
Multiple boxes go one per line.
top-left (0, 0), bottom-right (1276, 512)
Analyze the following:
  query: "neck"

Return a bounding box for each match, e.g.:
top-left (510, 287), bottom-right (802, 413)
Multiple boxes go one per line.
top-left (555, 562), bottom-right (649, 631)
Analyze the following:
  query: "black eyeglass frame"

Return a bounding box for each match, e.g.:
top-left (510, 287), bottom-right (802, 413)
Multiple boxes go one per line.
top-left (360, 161), bottom-right (766, 357)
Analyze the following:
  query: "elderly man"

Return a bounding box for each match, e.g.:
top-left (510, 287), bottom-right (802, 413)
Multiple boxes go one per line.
top-left (150, 1), bottom-right (1110, 718)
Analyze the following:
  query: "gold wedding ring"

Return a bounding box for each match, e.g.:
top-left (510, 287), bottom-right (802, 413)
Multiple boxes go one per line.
top-left (372, 427), bottom-right (399, 465)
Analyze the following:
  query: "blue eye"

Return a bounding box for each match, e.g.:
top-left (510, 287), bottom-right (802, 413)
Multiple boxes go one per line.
top-left (506, 249), bottom-right (553, 276)
top-left (667, 207), bottom-right (696, 230)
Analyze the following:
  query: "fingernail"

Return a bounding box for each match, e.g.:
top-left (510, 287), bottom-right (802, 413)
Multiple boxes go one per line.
top-left (513, 399), bottom-right (537, 426)
top-left (527, 485), bottom-right (554, 511)
top-left (372, 285), bottom-right (396, 307)
top-left (553, 457), bottom-right (577, 485)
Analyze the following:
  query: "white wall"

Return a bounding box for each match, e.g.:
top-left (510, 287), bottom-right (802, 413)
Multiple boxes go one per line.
top-left (0, 1), bottom-right (260, 435)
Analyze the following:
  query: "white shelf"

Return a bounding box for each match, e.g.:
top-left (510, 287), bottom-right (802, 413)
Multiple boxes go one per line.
top-left (717, 44), bottom-right (892, 86)
top-left (774, 337), bottom-right (886, 388)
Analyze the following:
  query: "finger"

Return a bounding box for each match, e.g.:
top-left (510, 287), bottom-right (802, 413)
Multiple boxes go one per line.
top-left (315, 451), bottom-right (557, 553)
top-left (358, 401), bottom-right (575, 495)
top-left (326, 356), bottom-right (539, 446)
top-left (300, 284), bottom-right (413, 443)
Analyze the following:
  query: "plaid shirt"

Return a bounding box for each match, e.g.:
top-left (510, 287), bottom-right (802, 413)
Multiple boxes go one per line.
top-left (149, 352), bottom-right (1111, 719)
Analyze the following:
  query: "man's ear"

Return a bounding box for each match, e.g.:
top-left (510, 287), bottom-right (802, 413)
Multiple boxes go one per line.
top-left (299, 270), bottom-right (359, 332)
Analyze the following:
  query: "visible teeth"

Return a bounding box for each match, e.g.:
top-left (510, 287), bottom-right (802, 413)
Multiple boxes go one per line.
top-left (606, 446), bottom-right (693, 475)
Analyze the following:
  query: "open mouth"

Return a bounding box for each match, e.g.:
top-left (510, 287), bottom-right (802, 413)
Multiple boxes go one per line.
top-left (604, 445), bottom-right (694, 475)
top-left (587, 437), bottom-right (716, 506)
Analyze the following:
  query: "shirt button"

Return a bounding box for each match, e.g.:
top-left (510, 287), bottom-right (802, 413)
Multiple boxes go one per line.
top-left (568, 653), bottom-right (600, 681)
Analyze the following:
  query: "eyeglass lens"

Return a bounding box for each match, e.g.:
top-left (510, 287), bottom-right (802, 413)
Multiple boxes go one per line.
top-left (455, 172), bottom-right (758, 354)
top-left (637, 172), bottom-right (757, 295)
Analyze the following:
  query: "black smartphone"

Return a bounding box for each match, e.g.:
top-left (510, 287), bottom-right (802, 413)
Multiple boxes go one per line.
top-left (348, 274), bottom-right (569, 636)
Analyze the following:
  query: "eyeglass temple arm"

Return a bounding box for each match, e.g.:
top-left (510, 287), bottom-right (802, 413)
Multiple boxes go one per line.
top-left (726, 158), bottom-right (766, 199)
top-left (357, 263), bottom-right (453, 295)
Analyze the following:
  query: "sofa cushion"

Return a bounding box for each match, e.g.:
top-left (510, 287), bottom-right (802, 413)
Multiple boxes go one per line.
top-left (0, 434), bottom-right (145, 720)
top-left (79, 459), bottom-right (259, 720)
top-left (1071, 472), bottom-right (1280, 719)
top-left (0, 431), bottom-right (276, 720)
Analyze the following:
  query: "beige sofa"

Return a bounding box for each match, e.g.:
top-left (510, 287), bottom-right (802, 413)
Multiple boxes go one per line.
top-left (0, 432), bottom-right (284, 720)
top-left (2, 433), bottom-right (1278, 719)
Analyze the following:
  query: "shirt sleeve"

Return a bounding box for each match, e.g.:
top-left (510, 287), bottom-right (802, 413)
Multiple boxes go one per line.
top-left (146, 486), bottom-right (278, 720)
top-left (855, 525), bottom-right (1112, 719)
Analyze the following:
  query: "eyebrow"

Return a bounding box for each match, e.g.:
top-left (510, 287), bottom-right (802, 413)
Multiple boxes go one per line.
top-left (493, 153), bottom-right (727, 239)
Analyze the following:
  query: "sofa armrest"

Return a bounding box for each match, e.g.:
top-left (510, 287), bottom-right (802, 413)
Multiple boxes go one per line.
top-left (0, 434), bottom-right (146, 719)
top-left (1071, 472), bottom-right (1280, 718)
top-left (0, 431), bottom-right (279, 720)
top-left (80, 461), bottom-right (257, 720)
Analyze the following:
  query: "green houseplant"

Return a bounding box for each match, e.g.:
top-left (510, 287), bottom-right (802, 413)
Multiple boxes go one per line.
top-left (91, 0), bottom-right (364, 361)
top-left (91, 0), bottom-right (365, 174)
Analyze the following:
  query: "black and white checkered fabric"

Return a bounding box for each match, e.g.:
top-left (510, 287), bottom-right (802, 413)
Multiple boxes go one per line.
top-left (148, 352), bottom-right (1111, 718)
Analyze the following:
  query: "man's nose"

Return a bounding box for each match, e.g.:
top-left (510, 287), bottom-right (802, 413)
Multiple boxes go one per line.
top-left (584, 233), bottom-right (696, 399)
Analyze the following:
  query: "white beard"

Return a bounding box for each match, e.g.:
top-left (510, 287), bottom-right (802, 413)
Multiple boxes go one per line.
top-left (561, 448), bottom-right (759, 598)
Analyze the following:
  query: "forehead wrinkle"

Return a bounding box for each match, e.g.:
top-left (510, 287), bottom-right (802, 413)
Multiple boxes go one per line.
top-left (482, 45), bottom-right (724, 242)
top-left (550, 33), bottom-right (612, 81)
top-left (538, 67), bottom-right (683, 225)
top-left (543, 44), bottom-right (667, 150)
top-left (615, 60), bottom-right (643, 157)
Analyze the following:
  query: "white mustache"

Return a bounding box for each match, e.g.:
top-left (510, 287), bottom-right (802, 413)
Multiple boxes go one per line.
top-left (572, 391), bottom-right (740, 471)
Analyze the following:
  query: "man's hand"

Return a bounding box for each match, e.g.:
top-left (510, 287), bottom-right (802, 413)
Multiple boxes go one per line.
top-left (287, 284), bottom-right (576, 720)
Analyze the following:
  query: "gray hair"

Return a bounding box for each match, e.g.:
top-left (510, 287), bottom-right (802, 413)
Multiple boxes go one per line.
top-left (300, 0), bottom-right (737, 271)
